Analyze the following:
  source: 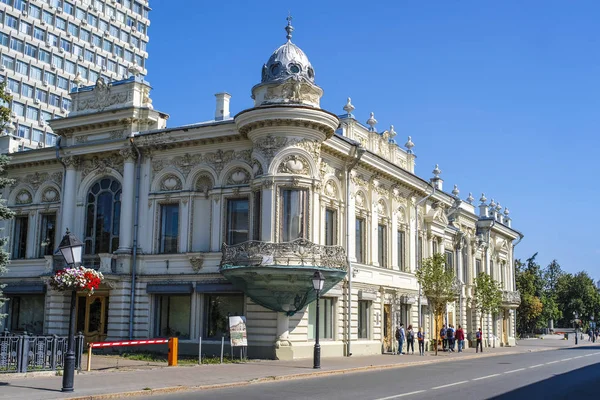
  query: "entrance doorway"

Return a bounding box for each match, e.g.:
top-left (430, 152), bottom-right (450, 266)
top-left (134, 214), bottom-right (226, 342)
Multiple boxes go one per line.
top-left (383, 304), bottom-right (392, 352)
top-left (503, 310), bottom-right (509, 345)
top-left (76, 294), bottom-right (109, 344)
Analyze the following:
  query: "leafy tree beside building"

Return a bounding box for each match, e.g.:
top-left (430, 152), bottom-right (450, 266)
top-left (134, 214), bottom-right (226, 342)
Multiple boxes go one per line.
top-left (473, 272), bottom-right (502, 345)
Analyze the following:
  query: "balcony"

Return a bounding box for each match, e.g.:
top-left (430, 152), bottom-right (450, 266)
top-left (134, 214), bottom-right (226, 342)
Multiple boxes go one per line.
top-left (502, 290), bottom-right (521, 307)
top-left (220, 239), bottom-right (348, 315)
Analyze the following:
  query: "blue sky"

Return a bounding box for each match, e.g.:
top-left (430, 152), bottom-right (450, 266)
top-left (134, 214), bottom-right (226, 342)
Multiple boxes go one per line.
top-left (145, 1), bottom-right (599, 278)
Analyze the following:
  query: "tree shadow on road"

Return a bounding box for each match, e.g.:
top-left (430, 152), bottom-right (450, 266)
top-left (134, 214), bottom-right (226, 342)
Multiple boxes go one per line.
top-left (489, 361), bottom-right (600, 399)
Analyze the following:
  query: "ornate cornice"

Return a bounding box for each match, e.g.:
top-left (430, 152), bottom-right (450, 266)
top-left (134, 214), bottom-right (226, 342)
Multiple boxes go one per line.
top-left (238, 118), bottom-right (335, 138)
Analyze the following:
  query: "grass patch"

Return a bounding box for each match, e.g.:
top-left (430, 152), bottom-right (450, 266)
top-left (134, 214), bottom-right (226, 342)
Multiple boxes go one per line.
top-left (119, 351), bottom-right (249, 365)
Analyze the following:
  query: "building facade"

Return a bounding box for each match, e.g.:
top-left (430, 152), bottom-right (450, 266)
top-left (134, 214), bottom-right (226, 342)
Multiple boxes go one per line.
top-left (0, 0), bottom-right (150, 153)
top-left (0, 21), bottom-right (522, 359)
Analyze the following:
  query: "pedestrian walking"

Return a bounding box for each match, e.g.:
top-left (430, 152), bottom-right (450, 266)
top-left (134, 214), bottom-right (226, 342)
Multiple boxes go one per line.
top-left (417, 327), bottom-right (425, 356)
top-left (440, 324), bottom-right (447, 352)
top-left (395, 323), bottom-right (406, 355)
top-left (447, 325), bottom-right (455, 352)
top-left (456, 325), bottom-right (465, 352)
top-left (476, 328), bottom-right (483, 353)
top-left (407, 325), bottom-right (415, 355)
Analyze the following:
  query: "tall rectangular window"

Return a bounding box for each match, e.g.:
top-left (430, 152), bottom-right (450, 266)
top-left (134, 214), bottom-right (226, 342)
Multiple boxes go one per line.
top-left (252, 192), bottom-right (261, 240)
top-left (358, 300), bottom-right (370, 339)
top-left (432, 240), bottom-right (438, 255)
top-left (226, 198), bottom-right (249, 245)
top-left (490, 260), bottom-right (495, 280)
top-left (159, 204), bottom-right (179, 253)
top-left (39, 214), bottom-right (56, 257)
top-left (5, 295), bottom-right (45, 334)
top-left (154, 295), bottom-right (190, 339)
top-left (476, 259), bottom-right (482, 277)
top-left (462, 247), bottom-right (468, 284)
top-left (204, 294), bottom-right (244, 339)
top-left (12, 216), bottom-right (28, 259)
top-left (378, 224), bottom-right (387, 268)
top-left (280, 189), bottom-right (307, 242)
top-left (308, 297), bottom-right (334, 340)
top-left (445, 250), bottom-right (454, 273)
top-left (355, 217), bottom-right (365, 263)
top-left (397, 231), bottom-right (405, 271)
top-left (324, 208), bottom-right (337, 246)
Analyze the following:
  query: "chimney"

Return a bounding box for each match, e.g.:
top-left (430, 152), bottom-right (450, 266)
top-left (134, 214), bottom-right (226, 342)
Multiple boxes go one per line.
top-left (214, 92), bottom-right (231, 120)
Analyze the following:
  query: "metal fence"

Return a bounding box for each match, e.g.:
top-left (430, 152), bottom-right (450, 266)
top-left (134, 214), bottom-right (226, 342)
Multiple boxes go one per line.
top-left (0, 332), bottom-right (84, 373)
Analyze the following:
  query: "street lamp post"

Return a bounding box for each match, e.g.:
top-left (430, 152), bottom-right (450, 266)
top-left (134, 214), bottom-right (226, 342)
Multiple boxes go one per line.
top-left (57, 229), bottom-right (83, 393)
top-left (312, 271), bottom-right (325, 369)
top-left (573, 311), bottom-right (579, 345)
top-left (591, 316), bottom-right (595, 343)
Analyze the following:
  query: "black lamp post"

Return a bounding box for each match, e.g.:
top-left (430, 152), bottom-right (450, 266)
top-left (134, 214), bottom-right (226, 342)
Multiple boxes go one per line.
top-left (573, 311), bottom-right (579, 345)
top-left (57, 229), bottom-right (83, 393)
top-left (312, 271), bottom-right (325, 369)
top-left (591, 316), bottom-right (595, 343)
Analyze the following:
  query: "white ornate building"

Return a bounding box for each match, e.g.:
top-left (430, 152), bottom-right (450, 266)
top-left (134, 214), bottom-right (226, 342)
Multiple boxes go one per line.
top-left (0, 20), bottom-right (522, 359)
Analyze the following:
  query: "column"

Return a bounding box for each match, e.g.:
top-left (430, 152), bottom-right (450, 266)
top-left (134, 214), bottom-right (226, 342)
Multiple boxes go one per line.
top-left (312, 189), bottom-right (320, 243)
top-left (210, 193), bottom-right (222, 251)
top-left (409, 202), bottom-right (417, 272)
top-left (60, 156), bottom-right (79, 235)
top-left (371, 205), bottom-right (379, 266)
top-left (117, 149), bottom-right (136, 253)
top-left (260, 182), bottom-right (274, 242)
top-left (347, 177), bottom-right (356, 262)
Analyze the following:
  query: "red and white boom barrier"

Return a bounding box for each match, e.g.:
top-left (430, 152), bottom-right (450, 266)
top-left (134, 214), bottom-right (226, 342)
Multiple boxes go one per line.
top-left (86, 338), bottom-right (178, 371)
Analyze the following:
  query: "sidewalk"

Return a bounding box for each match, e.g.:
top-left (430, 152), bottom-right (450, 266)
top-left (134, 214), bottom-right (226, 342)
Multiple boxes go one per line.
top-left (0, 340), bottom-right (591, 400)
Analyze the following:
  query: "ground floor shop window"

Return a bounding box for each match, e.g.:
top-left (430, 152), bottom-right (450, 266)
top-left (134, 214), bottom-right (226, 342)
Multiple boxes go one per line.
top-left (154, 295), bottom-right (191, 339)
top-left (308, 297), bottom-right (334, 340)
top-left (358, 300), bottom-right (371, 339)
top-left (204, 294), bottom-right (244, 339)
top-left (3, 295), bottom-right (45, 334)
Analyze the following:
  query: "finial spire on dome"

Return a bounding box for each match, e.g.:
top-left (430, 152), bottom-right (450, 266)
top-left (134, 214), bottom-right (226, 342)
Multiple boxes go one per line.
top-left (285, 14), bottom-right (294, 41)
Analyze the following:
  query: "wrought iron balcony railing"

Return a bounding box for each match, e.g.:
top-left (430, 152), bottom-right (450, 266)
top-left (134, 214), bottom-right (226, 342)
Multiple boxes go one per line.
top-left (221, 238), bottom-right (348, 271)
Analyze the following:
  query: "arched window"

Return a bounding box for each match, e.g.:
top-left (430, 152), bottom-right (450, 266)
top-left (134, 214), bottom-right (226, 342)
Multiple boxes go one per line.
top-left (84, 178), bottom-right (121, 255)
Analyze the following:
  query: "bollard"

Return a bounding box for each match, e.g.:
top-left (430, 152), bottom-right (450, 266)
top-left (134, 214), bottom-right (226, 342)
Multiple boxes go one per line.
top-left (86, 344), bottom-right (93, 372)
top-left (220, 337), bottom-right (224, 364)
top-left (168, 337), bottom-right (178, 366)
top-left (198, 336), bottom-right (202, 365)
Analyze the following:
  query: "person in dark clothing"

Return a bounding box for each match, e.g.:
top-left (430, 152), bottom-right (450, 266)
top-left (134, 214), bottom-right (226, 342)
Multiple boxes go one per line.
top-left (406, 325), bottom-right (415, 355)
top-left (476, 328), bottom-right (483, 353)
top-left (447, 325), bottom-right (455, 352)
top-left (417, 327), bottom-right (425, 356)
top-left (440, 325), bottom-right (447, 352)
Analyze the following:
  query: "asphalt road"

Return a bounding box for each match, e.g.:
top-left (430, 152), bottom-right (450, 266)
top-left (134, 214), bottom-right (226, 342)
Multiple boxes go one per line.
top-left (142, 345), bottom-right (600, 400)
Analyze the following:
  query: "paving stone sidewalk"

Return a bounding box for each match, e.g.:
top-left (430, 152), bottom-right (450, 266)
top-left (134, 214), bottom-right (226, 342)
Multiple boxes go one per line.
top-left (0, 339), bottom-right (588, 400)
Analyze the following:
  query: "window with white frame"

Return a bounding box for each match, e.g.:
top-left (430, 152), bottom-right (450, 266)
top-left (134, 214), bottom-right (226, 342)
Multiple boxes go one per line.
top-left (358, 300), bottom-right (371, 339)
top-left (154, 295), bottom-right (190, 339)
top-left (12, 215), bottom-right (28, 259)
top-left (324, 208), bottom-right (337, 246)
top-left (280, 189), bottom-right (307, 242)
top-left (159, 204), bottom-right (179, 254)
top-left (355, 217), bottom-right (365, 263)
top-left (225, 198), bottom-right (249, 245)
top-left (308, 297), bottom-right (334, 340)
top-left (39, 213), bottom-right (56, 257)
top-left (84, 178), bottom-right (121, 255)
top-left (378, 223), bottom-right (387, 268)
top-left (397, 230), bottom-right (406, 271)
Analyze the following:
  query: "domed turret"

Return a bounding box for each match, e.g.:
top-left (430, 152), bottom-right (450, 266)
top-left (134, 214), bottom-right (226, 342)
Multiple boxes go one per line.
top-left (252, 17), bottom-right (323, 108)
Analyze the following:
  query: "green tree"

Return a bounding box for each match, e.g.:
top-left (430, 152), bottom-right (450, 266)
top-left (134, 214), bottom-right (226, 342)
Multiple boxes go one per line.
top-left (541, 260), bottom-right (563, 329)
top-left (555, 271), bottom-right (600, 328)
top-left (0, 82), bottom-right (14, 319)
top-left (515, 254), bottom-right (545, 334)
top-left (474, 272), bottom-right (503, 345)
top-left (415, 253), bottom-right (458, 355)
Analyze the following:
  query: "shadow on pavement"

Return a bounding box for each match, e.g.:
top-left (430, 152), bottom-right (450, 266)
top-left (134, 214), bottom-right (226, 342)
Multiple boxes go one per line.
top-left (558, 345), bottom-right (600, 351)
top-left (0, 383), bottom-right (60, 393)
top-left (489, 361), bottom-right (600, 399)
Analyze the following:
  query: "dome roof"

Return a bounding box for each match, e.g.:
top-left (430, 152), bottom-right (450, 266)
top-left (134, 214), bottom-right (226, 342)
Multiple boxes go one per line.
top-left (261, 18), bottom-right (315, 85)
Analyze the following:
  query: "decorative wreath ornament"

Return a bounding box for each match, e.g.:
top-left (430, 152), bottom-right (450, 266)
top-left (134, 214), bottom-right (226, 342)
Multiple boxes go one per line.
top-left (50, 266), bottom-right (104, 295)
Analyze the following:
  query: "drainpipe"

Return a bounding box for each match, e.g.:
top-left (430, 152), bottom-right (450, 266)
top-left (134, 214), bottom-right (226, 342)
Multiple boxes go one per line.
top-left (128, 136), bottom-right (142, 340)
top-left (511, 232), bottom-right (524, 344)
top-left (416, 183), bottom-right (435, 330)
top-left (345, 143), bottom-right (364, 357)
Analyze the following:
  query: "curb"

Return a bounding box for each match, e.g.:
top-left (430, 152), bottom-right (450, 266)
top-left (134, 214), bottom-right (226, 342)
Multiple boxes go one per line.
top-left (64, 349), bottom-right (533, 400)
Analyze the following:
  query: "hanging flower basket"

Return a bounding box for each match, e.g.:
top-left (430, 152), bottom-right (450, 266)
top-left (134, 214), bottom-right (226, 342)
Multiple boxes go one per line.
top-left (50, 266), bottom-right (104, 295)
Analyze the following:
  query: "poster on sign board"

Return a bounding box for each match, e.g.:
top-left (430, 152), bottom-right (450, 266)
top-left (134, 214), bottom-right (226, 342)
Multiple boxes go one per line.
top-left (229, 316), bottom-right (247, 347)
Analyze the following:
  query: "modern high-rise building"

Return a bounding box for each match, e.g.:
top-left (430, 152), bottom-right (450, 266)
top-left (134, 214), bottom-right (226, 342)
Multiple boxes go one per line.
top-left (0, 0), bottom-right (150, 153)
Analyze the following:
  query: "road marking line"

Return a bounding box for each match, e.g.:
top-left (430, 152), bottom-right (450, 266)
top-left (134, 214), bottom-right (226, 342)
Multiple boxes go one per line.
top-left (546, 360), bottom-right (560, 365)
top-left (473, 373), bottom-right (501, 381)
top-left (561, 358), bottom-right (573, 361)
top-left (529, 364), bottom-right (544, 369)
top-left (432, 381), bottom-right (469, 390)
top-left (504, 368), bottom-right (525, 374)
top-left (585, 354), bottom-right (594, 357)
top-left (573, 356), bottom-right (583, 359)
top-left (373, 390), bottom-right (427, 400)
